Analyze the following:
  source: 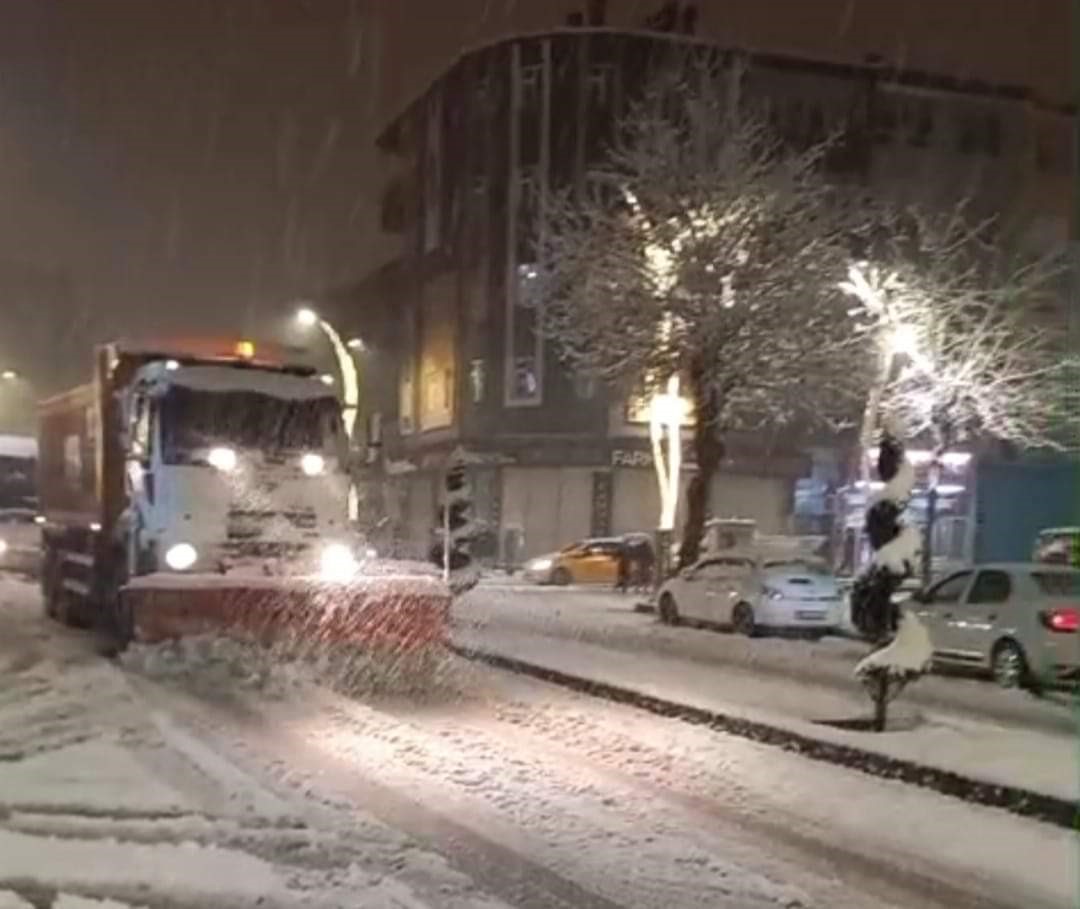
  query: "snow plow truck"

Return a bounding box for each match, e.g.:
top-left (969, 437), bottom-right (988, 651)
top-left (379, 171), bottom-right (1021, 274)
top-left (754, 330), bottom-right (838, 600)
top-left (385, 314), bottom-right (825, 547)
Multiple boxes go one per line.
top-left (37, 338), bottom-right (450, 654)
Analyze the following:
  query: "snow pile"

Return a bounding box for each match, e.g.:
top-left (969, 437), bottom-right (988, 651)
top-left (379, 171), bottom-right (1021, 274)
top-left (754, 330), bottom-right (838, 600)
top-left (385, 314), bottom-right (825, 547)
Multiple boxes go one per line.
top-left (122, 634), bottom-right (461, 699)
top-left (855, 611), bottom-right (933, 679)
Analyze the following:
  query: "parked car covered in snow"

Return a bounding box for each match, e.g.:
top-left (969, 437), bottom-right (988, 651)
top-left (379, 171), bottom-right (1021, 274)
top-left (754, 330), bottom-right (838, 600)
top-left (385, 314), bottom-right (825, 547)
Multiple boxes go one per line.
top-left (522, 537), bottom-right (623, 586)
top-left (657, 552), bottom-right (842, 637)
top-left (908, 563), bottom-right (1080, 688)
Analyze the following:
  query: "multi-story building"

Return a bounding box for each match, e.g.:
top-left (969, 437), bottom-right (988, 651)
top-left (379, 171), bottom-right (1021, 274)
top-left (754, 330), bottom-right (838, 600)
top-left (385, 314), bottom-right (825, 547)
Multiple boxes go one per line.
top-left (328, 23), bottom-right (1073, 565)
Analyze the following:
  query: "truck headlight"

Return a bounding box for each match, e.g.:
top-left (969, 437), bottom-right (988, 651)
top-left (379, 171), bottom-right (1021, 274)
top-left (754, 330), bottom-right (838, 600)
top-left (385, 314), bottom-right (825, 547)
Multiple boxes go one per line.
top-left (300, 452), bottom-right (325, 476)
top-left (208, 447), bottom-right (237, 472)
top-left (165, 543), bottom-right (198, 571)
top-left (320, 542), bottom-right (358, 582)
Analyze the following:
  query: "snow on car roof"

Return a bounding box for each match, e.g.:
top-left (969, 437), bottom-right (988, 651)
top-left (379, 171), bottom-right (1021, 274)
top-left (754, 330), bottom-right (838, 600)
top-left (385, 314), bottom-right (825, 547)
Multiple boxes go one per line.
top-left (0, 435), bottom-right (37, 459)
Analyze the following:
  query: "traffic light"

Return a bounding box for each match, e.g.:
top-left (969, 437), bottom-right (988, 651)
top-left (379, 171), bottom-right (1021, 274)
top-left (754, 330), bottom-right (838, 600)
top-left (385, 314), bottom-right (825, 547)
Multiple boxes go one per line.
top-left (431, 455), bottom-right (475, 579)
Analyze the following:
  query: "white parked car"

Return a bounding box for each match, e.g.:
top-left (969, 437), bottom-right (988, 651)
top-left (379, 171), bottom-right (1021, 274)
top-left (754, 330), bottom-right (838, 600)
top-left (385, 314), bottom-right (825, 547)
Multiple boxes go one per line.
top-left (908, 563), bottom-right (1080, 688)
top-left (0, 508), bottom-right (42, 576)
top-left (657, 553), bottom-right (842, 638)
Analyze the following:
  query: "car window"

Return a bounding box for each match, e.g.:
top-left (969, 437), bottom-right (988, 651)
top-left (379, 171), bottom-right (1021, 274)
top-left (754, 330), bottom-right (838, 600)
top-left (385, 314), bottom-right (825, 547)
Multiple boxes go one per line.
top-left (0, 510), bottom-right (35, 526)
top-left (967, 570), bottom-right (1012, 604)
top-left (585, 542), bottom-right (618, 557)
top-left (1032, 572), bottom-right (1080, 597)
top-left (925, 571), bottom-right (973, 604)
top-left (763, 558), bottom-right (827, 574)
top-left (698, 558), bottom-right (752, 575)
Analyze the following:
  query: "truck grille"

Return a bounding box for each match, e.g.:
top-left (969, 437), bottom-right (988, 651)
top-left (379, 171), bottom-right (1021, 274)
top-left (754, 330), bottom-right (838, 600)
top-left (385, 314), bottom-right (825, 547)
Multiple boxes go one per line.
top-left (227, 507), bottom-right (319, 539)
top-left (221, 540), bottom-right (310, 559)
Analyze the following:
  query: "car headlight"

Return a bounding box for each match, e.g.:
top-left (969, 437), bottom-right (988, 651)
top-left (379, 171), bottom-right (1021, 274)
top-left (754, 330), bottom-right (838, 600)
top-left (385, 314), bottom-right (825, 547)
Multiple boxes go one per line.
top-left (165, 542), bottom-right (198, 571)
top-left (320, 542), bottom-right (358, 582)
top-left (528, 558), bottom-right (553, 572)
top-left (300, 452), bottom-right (325, 477)
top-left (208, 447), bottom-right (238, 472)
top-left (762, 585), bottom-right (784, 600)
top-left (0, 539), bottom-right (8, 556)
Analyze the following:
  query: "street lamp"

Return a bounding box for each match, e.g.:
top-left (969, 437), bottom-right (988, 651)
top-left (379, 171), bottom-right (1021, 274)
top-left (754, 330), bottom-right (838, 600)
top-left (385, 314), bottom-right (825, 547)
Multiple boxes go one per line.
top-left (293, 305), bottom-right (359, 441)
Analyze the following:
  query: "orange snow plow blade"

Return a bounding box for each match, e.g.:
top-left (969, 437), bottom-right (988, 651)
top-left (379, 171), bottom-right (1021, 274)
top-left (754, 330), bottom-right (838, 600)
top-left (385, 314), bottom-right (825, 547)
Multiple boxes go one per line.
top-left (121, 576), bottom-right (451, 654)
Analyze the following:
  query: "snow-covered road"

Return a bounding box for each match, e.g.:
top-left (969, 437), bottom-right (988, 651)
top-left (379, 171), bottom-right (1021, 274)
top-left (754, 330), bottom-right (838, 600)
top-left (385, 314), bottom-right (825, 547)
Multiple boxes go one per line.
top-left (1, 576), bottom-right (1074, 909)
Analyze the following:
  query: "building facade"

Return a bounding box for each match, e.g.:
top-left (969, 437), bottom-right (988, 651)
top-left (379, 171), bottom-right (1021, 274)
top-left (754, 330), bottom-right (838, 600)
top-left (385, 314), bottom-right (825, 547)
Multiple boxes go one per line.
top-left (330, 26), bottom-right (1073, 565)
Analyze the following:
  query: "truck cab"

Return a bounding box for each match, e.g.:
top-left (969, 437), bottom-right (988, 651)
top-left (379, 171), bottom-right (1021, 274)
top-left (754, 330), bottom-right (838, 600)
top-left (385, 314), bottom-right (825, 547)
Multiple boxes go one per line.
top-left (119, 355), bottom-right (355, 581)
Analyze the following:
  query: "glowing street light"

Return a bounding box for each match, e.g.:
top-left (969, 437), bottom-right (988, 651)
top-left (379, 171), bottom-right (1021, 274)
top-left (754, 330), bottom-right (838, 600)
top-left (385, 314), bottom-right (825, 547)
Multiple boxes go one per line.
top-left (295, 304), bottom-right (363, 523)
top-left (293, 304), bottom-right (359, 440)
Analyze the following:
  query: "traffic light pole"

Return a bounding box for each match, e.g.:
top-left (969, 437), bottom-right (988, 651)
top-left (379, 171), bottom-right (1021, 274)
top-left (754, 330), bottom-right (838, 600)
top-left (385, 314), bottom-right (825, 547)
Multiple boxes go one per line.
top-left (442, 488), bottom-right (451, 584)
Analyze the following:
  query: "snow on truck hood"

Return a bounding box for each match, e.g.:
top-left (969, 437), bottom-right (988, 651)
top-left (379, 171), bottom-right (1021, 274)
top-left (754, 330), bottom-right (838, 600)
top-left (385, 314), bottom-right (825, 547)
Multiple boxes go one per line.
top-left (145, 364), bottom-right (336, 401)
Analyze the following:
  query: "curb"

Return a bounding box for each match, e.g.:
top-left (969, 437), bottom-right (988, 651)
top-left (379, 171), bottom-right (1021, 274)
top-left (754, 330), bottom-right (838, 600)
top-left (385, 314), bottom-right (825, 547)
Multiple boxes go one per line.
top-left (450, 643), bottom-right (1077, 831)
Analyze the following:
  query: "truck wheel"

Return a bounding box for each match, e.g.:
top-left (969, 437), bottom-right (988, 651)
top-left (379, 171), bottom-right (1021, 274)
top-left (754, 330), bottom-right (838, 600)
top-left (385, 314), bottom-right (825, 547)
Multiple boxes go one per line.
top-left (43, 554), bottom-right (62, 620)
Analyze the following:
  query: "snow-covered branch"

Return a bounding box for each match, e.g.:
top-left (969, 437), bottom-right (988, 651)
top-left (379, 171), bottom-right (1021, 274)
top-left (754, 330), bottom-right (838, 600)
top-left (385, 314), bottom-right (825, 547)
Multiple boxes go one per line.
top-left (848, 204), bottom-right (1078, 453)
top-left (535, 63), bottom-right (870, 432)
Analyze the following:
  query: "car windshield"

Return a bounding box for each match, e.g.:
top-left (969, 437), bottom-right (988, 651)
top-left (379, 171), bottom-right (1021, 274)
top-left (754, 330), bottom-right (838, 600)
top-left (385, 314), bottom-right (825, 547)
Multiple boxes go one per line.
top-left (763, 558), bottom-right (829, 574)
top-left (161, 386), bottom-right (341, 462)
top-left (1032, 571), bottom-right (1080, 597)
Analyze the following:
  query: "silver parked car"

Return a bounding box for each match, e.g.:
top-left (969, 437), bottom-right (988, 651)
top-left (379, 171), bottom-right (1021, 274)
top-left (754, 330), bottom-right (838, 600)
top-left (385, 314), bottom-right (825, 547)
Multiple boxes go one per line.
top-left (908, 563), bottom-right (1080, 688)
top-left (657, 554), bottom-right (842, 638)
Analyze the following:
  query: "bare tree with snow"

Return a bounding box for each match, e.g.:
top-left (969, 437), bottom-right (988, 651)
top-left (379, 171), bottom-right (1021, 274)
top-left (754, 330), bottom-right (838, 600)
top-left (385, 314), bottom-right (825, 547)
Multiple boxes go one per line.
top-left (842, 203), bottom-right (1078, 585)
top-left (536, 63), bottom-right (868, 570)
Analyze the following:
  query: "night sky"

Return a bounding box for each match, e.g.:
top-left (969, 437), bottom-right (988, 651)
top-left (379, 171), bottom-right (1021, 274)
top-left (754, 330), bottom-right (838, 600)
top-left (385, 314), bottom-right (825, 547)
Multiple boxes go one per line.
top-left (0, 0), bottom-right (1070, 398)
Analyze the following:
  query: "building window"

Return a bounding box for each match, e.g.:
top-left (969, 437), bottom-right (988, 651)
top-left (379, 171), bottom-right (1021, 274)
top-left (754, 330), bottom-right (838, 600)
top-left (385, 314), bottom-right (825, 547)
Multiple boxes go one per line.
top-left (399, 367), bottom-right (415, 435)
top-left (472, 74), bottom-right (491, 113)
top-left (512, 357), bottom-right (539, 400)
top-left (587, 64), bottom-right (615, 107)
top-left (470, 359), bottom-right (486, 403)
top-left (574, 373), bottom-right (597, 400)
top-left (516, 262), bottom-right (542, 308)
top-left (521, 64), bottom-right (542, 109)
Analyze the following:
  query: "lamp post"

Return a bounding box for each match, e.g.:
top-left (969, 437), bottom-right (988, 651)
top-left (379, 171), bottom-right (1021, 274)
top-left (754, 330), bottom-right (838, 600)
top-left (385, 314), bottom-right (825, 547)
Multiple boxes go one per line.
top-left (295, 305), bottom-right (365, 522)
top-left (295, 306), bottom-right (361, 442)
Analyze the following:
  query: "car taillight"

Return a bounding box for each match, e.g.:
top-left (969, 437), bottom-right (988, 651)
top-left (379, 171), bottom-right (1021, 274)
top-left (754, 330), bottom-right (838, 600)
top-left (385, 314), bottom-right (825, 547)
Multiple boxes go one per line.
top-left (1040, 607), bottom-right (1079, 633)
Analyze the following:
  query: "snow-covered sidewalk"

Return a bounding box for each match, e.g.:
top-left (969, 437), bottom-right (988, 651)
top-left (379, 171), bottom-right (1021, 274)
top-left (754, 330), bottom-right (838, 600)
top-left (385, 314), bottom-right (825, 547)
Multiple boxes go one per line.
top-left (453, 621), bottom-right (1077, 805)
top-left (0, 578), bottom-right (507, 909)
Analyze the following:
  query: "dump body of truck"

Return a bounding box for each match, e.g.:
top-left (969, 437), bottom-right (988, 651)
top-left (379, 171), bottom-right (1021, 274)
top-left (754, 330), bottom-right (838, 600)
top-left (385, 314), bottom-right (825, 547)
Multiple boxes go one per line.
top-left (37, 338), bottom-right (449, 652)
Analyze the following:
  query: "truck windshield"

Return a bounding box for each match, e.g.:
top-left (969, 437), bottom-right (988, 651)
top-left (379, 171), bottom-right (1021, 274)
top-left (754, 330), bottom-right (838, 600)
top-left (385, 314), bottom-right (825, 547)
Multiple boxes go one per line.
top-left (160, 387), bottom-right (341, 462)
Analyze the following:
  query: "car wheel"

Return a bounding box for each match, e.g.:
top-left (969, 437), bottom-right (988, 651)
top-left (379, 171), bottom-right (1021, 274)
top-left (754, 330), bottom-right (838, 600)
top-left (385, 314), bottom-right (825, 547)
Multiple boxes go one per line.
top-left (551, 567), bottom-right (571, 586)
top-left (658, 592), bottom-right (680, 625)
top-left (732, 603), bottom-right (757, 637)
top-left (991, 639), bottom-right (1029, 690)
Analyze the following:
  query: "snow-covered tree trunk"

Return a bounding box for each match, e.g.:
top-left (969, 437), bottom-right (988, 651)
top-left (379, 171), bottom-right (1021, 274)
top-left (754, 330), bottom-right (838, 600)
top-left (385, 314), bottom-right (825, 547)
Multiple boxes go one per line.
top-left (676, 370), bottom-right (723, 570)
top-left (850, 431), bottom-right (933, 731)
top-left (920, 411), bottom-right (956, 586)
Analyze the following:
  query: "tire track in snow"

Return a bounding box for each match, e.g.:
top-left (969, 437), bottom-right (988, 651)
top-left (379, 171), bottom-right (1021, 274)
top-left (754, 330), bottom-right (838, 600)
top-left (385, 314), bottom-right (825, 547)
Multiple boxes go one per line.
top-left (128, 676), bottom-right (623, 909)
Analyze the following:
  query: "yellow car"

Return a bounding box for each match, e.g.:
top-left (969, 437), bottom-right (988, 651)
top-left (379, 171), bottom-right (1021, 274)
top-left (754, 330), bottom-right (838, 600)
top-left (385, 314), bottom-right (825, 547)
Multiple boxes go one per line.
top-left (523, 538), bottom-right (622, 586)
